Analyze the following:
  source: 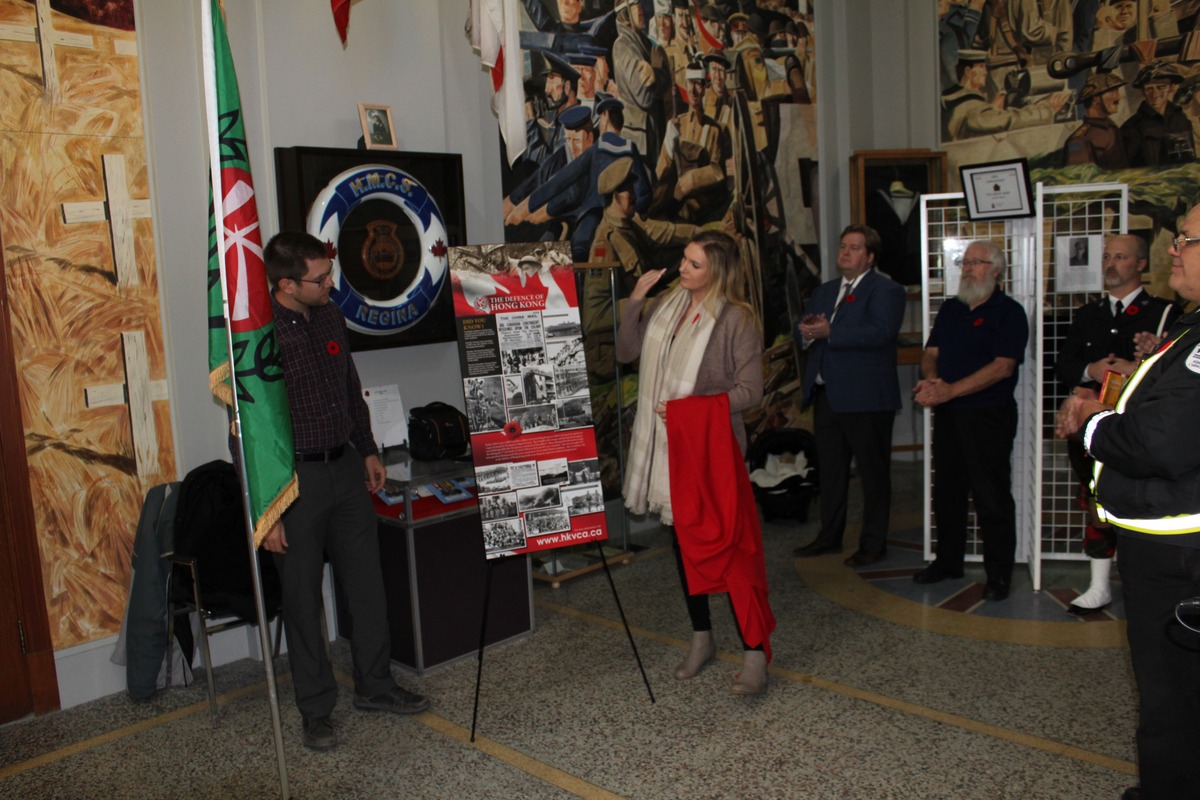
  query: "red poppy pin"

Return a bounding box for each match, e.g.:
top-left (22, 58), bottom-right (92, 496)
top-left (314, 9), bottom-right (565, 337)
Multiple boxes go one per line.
top-left (503, 420), bottom-right (523, 439)
top-left (326, 340), bottom-right (341, 356)
top-left (973, 318), bottom-right (984, 327)
top-left (845, 294), bottom-right (857, 303)
top-left (1125, 304), bottom-right (1139, 316)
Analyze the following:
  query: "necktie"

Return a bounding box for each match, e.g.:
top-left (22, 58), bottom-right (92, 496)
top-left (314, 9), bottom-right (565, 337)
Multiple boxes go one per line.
top-left (832, 281), bottom-right (852, 319)
top-left (1113, 300), bottom-right (1124, 318)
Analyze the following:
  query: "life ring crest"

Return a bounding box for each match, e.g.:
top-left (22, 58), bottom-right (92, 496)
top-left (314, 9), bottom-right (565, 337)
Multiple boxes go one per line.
top-left (307, 164), bottom-right (449, 334)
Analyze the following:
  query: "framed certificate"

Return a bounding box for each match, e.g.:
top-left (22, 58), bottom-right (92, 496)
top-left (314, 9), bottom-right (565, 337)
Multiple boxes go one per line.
top-left (958, 158), bottom-right (1035, 221)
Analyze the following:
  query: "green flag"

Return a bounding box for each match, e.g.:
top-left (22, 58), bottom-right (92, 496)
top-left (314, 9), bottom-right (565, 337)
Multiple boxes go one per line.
top-left (206, 0), bottom-right (296, 545)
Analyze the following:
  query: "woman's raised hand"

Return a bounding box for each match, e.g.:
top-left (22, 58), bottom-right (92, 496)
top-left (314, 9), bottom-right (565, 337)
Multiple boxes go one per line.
top-left (630, 268), bottom-right (666, 301)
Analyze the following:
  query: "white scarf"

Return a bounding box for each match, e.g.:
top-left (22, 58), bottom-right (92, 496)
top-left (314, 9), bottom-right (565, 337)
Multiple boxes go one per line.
top-left (623, 289), bottom-right (723, 523)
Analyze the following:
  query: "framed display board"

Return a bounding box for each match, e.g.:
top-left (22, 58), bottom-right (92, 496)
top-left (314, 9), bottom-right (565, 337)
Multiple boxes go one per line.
top-left (849, 149), bottom-right (948, 286)
top-left (959, 158), bottom-right (1035, 221)
top-left (275, 146), bottom-right (467, 350)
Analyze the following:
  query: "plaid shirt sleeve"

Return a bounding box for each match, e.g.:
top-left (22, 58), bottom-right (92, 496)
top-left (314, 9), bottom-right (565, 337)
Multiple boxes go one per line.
top-left (272, 298), bottom-right (378, 458)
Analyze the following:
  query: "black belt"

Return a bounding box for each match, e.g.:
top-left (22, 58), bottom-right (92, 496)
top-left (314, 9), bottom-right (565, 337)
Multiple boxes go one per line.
top-left (295, 444), bottom-right (345, 462)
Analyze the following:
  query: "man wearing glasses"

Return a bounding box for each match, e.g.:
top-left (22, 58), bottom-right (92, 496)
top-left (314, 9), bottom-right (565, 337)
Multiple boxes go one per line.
top-left (1057, 217), bottom-right (1200, 800)
top-left (913, 240), bottom-right (1029, 601)
top-left (263, 231), bottom-right (429, 752)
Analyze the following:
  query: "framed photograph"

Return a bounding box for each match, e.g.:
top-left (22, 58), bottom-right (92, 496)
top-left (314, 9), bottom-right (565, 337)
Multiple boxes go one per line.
top-left (959, 158), bottom-right (1035, 221)
top-left (358, 103), bottom-right (398, 150)
top-left (849, 149), bottom-right (948, 286)
top-left (1054, 233), bottom-right (1103, 293)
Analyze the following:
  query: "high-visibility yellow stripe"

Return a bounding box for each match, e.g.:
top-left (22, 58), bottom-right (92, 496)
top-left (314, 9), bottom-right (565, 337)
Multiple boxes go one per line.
top-left (1091, 334), bottom-right (1183, 498)
top-left (1094, 505), bottom-right (1200, 534)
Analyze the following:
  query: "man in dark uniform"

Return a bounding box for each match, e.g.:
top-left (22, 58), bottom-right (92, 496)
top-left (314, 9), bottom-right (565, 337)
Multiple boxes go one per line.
top-left (505, 103), bottom-right (595, 242)
top-left (1056, 205), bottom-right (1200, 800)
top-left (509, 97), bottom-right (650, 263)
top-left (1054, 234), bottom-right (1179, 614)
top-left (913, 240), bottom-right (1030, 601)
top-left (1062, 72), bottom-right (1128, 169)
top-left (525, 51), bottom-right (582, 167)
top-left (263, 232), bottom-right (428, 751)
top-left (1121, 60), bottom-right (1195, 167)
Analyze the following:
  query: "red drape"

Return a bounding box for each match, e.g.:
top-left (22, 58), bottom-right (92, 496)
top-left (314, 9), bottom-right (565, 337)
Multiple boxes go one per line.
top-left (667, 394), bottom-right (775, 660)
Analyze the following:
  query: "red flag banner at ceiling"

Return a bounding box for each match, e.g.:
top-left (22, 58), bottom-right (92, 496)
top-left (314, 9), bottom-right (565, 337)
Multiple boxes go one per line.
top-left (332, 0), bottom-right (351, 44)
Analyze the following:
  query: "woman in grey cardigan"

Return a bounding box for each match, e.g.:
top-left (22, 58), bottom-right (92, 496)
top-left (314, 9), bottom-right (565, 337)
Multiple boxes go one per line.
top-left (616, 230), bottom-right (768, 694)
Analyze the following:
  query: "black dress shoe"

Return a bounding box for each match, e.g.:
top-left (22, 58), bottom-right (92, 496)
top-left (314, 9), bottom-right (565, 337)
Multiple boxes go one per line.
top-left (302, 715), bottom-right (336, 751)
top-left (793, 541), bottom-right (842, 558)
top-left (982, 578), bottom-right (1011, 602)
top-left (844, 550), bottom-right (886, 567)
top-left (1120, 787), bottom-right (1140, 800)
top-left (912, 562), bottom-right (964, 584)
top-left (1066, 600), bottom-right (1111, 616)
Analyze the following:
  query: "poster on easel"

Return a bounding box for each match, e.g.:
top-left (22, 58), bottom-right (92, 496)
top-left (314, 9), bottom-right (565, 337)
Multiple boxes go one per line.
top-left (448, 242), bottom-right (608, 559)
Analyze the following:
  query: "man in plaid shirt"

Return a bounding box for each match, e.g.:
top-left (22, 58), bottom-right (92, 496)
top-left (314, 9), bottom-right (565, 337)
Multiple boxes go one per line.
top-left (263, 231), bottom-right (428, 752)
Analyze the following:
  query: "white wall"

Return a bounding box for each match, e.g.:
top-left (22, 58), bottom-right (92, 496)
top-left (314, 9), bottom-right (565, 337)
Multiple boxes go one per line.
top-left (813, 0), bottom-right (940, 275)
top-left (140, 0), bottom-right (502, 475)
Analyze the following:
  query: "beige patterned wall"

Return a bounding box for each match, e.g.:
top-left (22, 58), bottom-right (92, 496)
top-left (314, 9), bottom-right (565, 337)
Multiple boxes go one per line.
top-left (0, 0), bottom-right (176, 648)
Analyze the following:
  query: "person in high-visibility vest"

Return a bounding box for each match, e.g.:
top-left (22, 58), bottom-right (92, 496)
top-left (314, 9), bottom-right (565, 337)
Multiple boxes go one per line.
top-left (1057, 206), bottom-right (1200, 800)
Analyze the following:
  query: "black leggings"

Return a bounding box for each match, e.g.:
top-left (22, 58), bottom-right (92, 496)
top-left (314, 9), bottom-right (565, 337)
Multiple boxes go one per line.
top-left (670, 527), bottom-right (763, 652)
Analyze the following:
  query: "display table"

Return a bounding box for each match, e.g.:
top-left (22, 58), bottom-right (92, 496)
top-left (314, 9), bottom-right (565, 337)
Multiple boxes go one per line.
top-left (337, 449), bottom-right (533, 674)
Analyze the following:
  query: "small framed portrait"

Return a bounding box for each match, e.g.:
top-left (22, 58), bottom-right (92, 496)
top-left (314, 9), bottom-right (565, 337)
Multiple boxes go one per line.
top-left (358, 103), bottom-right (398, 150)
top-left (1055, 233), bottom-right (1103, 293)
top-left (959, 158), bottom-right (1035, 221)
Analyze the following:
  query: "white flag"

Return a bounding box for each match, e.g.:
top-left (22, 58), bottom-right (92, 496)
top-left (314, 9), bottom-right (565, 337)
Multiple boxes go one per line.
top-left (470, 0), bottom-right (526, 166)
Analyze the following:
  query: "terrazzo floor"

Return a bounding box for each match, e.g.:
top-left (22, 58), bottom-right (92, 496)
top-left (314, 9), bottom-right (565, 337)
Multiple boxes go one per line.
top-left (0, 462), bottom-right (1138, 799)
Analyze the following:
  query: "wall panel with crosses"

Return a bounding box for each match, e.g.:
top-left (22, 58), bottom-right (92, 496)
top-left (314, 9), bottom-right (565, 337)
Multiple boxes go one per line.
top-left (0, 0), bottom-right (177, 649)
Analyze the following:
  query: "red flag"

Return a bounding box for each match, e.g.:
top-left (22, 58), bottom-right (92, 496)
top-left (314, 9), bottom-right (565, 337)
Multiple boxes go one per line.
top-left (331, 0), bottom-right (350, 44)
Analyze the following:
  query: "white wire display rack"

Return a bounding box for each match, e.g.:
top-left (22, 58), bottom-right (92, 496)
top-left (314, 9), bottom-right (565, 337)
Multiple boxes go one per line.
top-left (918, 183), bottom-right (1128, 591)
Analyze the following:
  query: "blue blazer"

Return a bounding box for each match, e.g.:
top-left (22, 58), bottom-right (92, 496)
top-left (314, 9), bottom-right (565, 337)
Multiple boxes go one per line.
top-left (800, 269), bottom-right (906, 413)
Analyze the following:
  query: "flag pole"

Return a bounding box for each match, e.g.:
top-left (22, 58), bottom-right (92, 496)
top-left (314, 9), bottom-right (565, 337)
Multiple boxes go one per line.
top-left (200, 1), bottom-right (290, 797)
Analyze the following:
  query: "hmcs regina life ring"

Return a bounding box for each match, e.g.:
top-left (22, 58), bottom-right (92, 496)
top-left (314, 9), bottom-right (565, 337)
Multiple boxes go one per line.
top-left (307, 164), bottom-right (449, 335)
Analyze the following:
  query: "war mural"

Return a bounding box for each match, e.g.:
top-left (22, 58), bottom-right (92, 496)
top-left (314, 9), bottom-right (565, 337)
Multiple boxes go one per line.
top-left (500, 0), bottom-right (819, 492)
top-left (939, 0), bottom-right (1200, 298)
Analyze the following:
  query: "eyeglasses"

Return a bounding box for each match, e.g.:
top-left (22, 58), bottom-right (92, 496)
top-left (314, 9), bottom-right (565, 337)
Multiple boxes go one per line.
top-left (296, 271), bottom-right (333, 286)
top-left (961, 258), bottom-right (993, 268)
top-left (1171, 235), bottom-right (1200, 251)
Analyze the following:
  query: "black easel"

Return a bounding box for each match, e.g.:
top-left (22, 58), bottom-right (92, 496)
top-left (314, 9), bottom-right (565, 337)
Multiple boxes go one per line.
top-left (469, 544), bottom-right (655, 742)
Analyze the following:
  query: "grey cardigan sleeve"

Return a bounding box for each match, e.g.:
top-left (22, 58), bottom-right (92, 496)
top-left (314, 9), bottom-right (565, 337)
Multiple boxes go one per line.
top-left (616, 297), bottom-right (650, 364)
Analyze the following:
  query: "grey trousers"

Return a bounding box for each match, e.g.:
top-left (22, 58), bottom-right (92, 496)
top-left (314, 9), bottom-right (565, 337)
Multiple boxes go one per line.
top-left (272, 450), bottom-right (393, 718)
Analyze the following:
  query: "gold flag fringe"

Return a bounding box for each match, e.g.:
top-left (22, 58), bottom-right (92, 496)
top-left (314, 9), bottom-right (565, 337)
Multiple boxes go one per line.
top-left (209, 360), bottom-right (233, 406)
top-left (209, 359), bottom-right (298, 547)
top-left (253, 474), bottom-right (299, 548)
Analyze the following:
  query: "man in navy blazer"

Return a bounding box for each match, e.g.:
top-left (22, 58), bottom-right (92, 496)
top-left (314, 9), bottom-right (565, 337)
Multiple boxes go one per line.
top-left (794, 225), bottom-right (906, 566)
